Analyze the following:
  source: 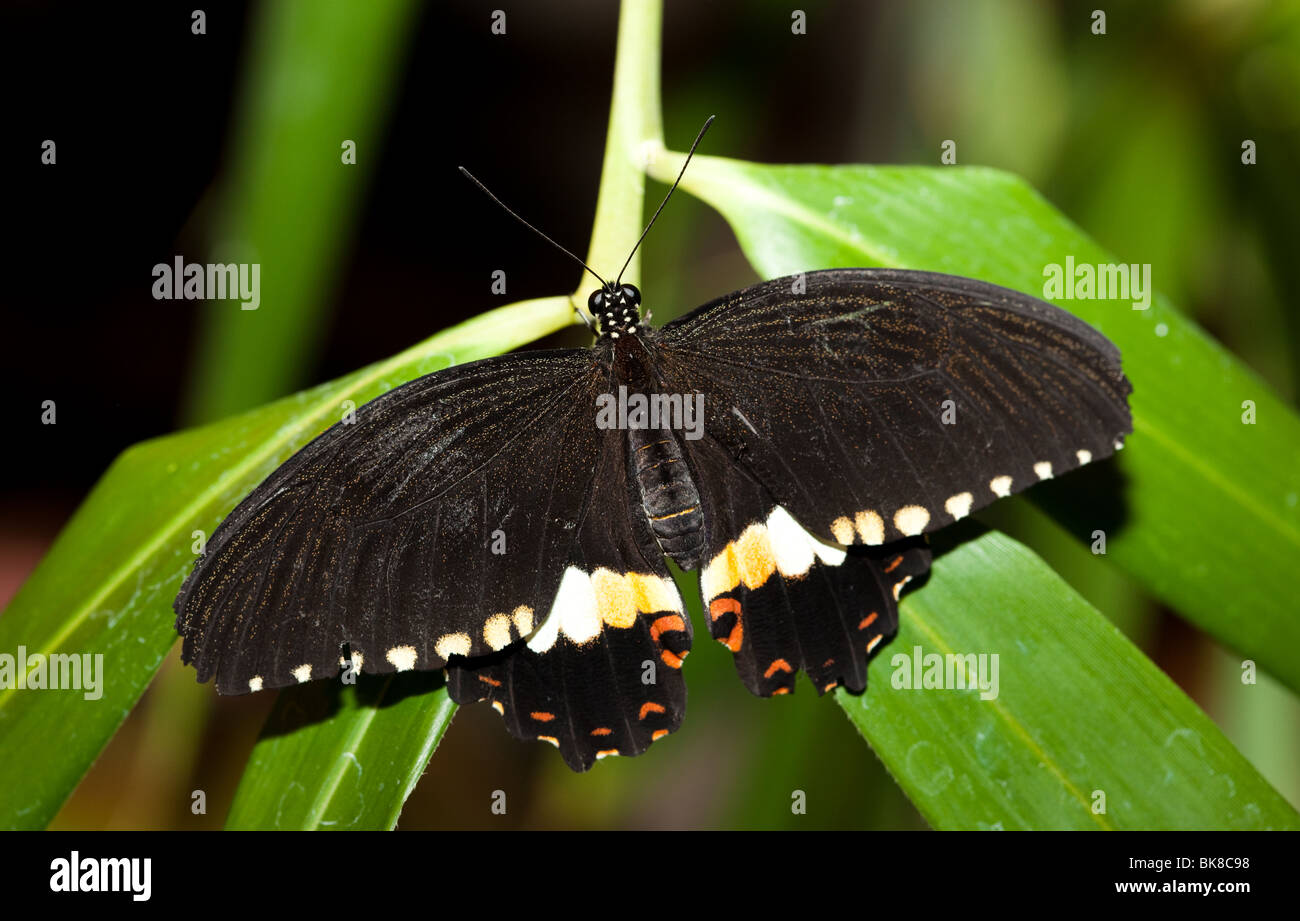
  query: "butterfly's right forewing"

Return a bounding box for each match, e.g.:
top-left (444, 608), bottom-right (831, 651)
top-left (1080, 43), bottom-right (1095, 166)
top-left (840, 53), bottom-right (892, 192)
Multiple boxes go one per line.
top-left (175, 349), bottom-right (608, 694)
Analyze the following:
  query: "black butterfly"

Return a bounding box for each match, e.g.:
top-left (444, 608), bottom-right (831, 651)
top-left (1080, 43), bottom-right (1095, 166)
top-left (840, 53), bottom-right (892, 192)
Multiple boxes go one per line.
top-left (175, 131), bottom-right (1132, 772)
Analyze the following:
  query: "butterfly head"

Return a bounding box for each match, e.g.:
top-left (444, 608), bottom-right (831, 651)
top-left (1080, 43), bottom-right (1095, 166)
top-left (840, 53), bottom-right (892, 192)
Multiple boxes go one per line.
top-left (590, 283), bottom-right (643, 340)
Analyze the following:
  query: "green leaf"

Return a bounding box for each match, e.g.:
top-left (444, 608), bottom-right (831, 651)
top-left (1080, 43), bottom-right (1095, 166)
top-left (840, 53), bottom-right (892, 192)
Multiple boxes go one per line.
top-left (0, 296), bottom-right (572, 830)
top-left (225, 673), bottom-right (455, 830)
top-left (650, 154), bottom-right (1300, 693)
top-left (841, 530), bottom-right (1298, 830)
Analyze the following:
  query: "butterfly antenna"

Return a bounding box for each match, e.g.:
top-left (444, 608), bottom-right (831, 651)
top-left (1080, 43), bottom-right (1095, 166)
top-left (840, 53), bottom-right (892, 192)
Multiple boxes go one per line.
top-left (615, 115), bottom-right (716, 286)
top-left (459, 166), bottom-right (610, 289)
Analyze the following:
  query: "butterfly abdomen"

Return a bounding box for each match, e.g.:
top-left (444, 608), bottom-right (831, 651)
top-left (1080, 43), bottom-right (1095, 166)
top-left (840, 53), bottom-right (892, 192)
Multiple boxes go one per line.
top-left (628, 425), bottom-right (705, 570)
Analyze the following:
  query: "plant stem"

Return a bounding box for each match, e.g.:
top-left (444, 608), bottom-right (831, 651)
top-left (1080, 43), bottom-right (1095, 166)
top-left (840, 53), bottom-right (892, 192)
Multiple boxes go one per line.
top-left (579, 0), bottom-right (665, 303)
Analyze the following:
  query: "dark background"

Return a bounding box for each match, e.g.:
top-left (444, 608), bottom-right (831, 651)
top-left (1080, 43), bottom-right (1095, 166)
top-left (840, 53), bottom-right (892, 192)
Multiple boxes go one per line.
top-left (3, 0), bottom-right (1297, 828)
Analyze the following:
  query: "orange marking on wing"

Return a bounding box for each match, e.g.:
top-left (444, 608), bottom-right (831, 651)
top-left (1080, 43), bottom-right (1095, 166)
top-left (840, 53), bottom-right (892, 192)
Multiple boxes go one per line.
top-left (651, 729), bottom-right (669, 741)
top-left (823, 681), bottom-right (839, 692)
top-left (478, 675), bottom-right (502, 687)
top-left (858, 612), bottom-right (878, 631)
top-left (764, 658), bottom-right (793, 678)
top-left (772, 687), bottom-right (791, 696)
top-left (590, 727), bottom-right (613, 736)
top-left (866, 634), bottom-right (883, 653)
top-left (723, 621), bottom-right (743, 652)
top-left (649, 614), bottom-right (686, 643)
top-left (596, 749), bottom-right (620, 758)
top-left (639, 701), bottom-right (666, 720)
top-left (822, 657), bottom-right (835, 667)
top-left (884, 555), bottom-right (904, 573)
top-left (709, 597), bottom-right (744, 652)
top-left (530, 711), bottom-right (555, 722)
top-left (709, 597), bottom-right (742, 621)
top-left (661, 649), bottom-right (686, 668)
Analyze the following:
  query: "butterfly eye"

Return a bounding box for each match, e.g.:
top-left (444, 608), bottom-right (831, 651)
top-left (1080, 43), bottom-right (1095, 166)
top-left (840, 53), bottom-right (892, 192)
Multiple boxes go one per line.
top-left (621, 284), bottom-right (641, 307)
top-left (588, 290), bottom-right (605, 313)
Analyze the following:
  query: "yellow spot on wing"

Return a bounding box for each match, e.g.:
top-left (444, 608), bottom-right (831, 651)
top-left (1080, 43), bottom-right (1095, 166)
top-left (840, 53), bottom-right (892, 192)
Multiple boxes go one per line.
top-left (591, 568), bottom-right (637, 628)
top-left (735, 523), bottom-right (776, 589)
top-left (627, 572), bottom-right (682, 615)
top-left (701, 544), bottom-right (741, 602)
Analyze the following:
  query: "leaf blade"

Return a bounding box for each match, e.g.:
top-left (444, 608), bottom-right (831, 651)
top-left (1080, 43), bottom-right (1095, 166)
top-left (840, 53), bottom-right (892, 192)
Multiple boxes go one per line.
top-left (224, 675), bottom-right (456, 830)
top-left (841, 531), bottom-right (1299, 830)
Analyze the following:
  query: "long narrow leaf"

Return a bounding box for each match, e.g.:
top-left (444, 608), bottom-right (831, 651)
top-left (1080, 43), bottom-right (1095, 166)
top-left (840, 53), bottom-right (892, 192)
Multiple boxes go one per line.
top-left (843, 530), bottom-right (1298, 830)
top-left (225, 674), bottom-right (455, 830)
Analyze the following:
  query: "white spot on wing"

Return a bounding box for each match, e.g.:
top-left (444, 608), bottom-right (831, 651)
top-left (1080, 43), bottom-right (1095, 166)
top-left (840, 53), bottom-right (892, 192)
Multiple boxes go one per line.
top-left (528, 566), bottom-right (600, 652)
top-left (435, 634), bottom-right (470, 660)
top-left (989, 475), bottom-right (1013, 498)
top-left (768, 506), bottom-right (845, 572)
top-left (248, 676), bottom-right (263, 692)
top-left (830, 516), bottom-right (855, 545)
top-left (766, 506), bottom-right (816, 576)
top-left (1076, 449), bottom-right (1092, 465)
top-left (387, 644), bottom-right (418, 671)
top-left (945, 492), bottom-right (973, 520)
top-left (292, 664), bottom-right (312, 683)
top-left (855, 510), bottom-right (885, 545)
top-left (1033, 461), bottom-right (1054, 480)
top-left (483, 613), bottom-right (512, 651)
top-left (512, 605), bottom-right (534, 637)
top-left (893, 505), bottom-right (930, 537)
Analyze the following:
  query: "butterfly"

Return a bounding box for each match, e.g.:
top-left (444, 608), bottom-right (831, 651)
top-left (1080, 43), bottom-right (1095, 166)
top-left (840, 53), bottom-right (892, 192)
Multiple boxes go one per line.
top-left (174, 123), bottom-right (1132, 772)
